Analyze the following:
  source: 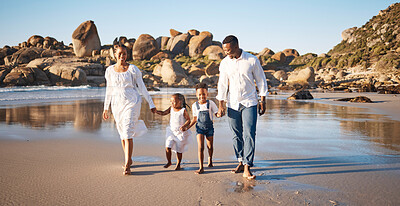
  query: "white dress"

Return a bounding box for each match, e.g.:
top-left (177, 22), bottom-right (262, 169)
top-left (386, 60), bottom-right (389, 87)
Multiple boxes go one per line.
top-left (165, 108), bottom-right (191, 153)
top-left (104, 64), bottom-right (155, 140)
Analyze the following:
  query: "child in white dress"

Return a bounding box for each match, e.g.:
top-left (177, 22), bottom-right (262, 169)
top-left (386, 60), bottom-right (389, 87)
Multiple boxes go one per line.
top-left (156, 93), bottom-right (191, 170)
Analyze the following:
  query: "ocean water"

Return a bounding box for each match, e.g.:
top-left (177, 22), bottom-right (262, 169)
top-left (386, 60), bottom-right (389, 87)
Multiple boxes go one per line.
top-left (0, 86), bottom-right (399, 159)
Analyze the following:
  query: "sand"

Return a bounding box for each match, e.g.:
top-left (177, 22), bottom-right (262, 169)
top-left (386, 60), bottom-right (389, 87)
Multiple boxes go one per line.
top-left (1, 92), bottom-right (400, 205)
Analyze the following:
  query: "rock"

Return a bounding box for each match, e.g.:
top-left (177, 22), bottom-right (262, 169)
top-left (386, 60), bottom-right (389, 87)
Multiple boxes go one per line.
top-left (6, 47), bottom-right (44, 66)
top-left (205, 62), bottom-right (219, 76)
top-left (152, 64), bottom-right (162, 77)
top-left (72, 20), bottom-right (101, 57)
top-left (273, 70), bottom-right (288, 81)
top-left (3, 67), bottom-right (50, 86)
top-left (283, 49), bottom-right (299, 57)
top-left (150, 51), bottom-right (172, 61)
top-left (336, 96), bottom-right (373, 103)
top-left (379, 75), bottom-right (390, 82)
top-left (271, 52), bottom-right (286, 63)
top-left (336, 71), bottom-right (347, 79)
top-left (156, 36), bottom-right (170, 50)
top-left (132, 34), bottom-right (159, 60)
top-left (257, 48), bottom-right (275, 57)
top-left (27, 35), bottom-right (44, 47)
top-left (0, 67), bottom-right (11, 83)
top-left (287, 89), bottom-right (314, 100)
top-left (188, 35), bottom-right (212, 57)
top-left (202, 45), bottom-right (225, 60)
top-left (199, 75), bottom-right (213, 85)
top-left (342, 27), bottom-right (357, 42)
top-left (318, 53), bottom-right (330, 58)
top-left (188, 65), bottom-right (205, 76)
top-left (0, 47), bottom-right (18, 65)
top-left (41, 49), bottom-right (61, 57)
top-left (160, 59), bottom-right (187, 85)
top-left (44, 64), bottom-right (87, 86)
top-left (188, 29), bottom-right (200, 36)
top-left (169, 33), bottom-right (191, 55)
top-left (169, 29), bottom-right (182, 37)
top-left (289, 67), bottom-right (315, 84)
top-left (199, 31), bottom-right (213, 40)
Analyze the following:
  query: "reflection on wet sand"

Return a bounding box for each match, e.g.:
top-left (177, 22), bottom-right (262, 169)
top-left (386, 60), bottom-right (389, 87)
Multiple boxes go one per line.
top-left (0, 97), bottom-right (399, 152)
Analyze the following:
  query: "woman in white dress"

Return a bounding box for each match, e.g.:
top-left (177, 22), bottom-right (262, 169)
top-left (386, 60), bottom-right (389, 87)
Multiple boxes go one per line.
top-left (102, 43), bottom-right (157, 175)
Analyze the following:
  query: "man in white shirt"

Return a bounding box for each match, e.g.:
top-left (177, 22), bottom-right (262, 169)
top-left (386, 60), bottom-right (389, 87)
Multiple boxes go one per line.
top-left (216, 35), bottom-right (268, 180)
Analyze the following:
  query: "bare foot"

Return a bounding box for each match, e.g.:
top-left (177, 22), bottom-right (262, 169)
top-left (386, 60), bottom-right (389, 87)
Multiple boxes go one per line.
top-left (195, 168), bottom-right (204, 174)
top-left (174, 164), bottom-right (181, 170)
top-left (243, 166), bottom-right (256, 180)
top-left (208, 158), bottom-right (213, 167)
top-left (231, 163), bottom-right (244, 173)
top-left (123, 167), bottom-right (131, 175)
top-left (163, 162), bottom-right (172, 168)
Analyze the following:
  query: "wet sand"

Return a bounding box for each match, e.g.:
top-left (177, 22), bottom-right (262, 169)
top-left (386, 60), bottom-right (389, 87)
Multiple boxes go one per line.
top-left (1, 92), bottom-right (400, 205)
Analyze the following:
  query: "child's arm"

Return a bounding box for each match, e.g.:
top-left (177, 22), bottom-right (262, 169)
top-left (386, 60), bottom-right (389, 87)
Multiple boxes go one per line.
top-left (180, 109), bottom-right (191, 131)
top-left (156, 107), bottom-right (171, 116)
top-left (186, 116), bottom-right (197, 130)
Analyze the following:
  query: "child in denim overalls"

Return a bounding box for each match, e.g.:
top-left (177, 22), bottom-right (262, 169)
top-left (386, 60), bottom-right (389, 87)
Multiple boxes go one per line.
top-left (186, 83), bottom-right (219, 174)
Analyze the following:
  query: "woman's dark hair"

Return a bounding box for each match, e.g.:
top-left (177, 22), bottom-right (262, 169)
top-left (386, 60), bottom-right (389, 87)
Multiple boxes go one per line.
top-left (222, 35), bottom-right (239, 46)
top-left (114, 42), bottom-right (127, 53)
top-left (195, 83), bottom-right (208, 90)
top-left (172, 93), bottom-right (190, 110)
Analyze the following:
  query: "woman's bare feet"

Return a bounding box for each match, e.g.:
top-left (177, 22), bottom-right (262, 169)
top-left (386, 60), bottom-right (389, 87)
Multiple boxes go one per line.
top-left (208, 157), bottom-right (213, 167)
top-left (243, 165), bottom-right (256, 180)
top-left (123, 166), bottom-right (131, 175)
top-left (231, 163), bottom-right (244, 173)
top-left (195, 168), bottom-right (204, 174)
top-left (164, 162), bottom-right (172, 168)
top-left (174, 164), bottom-right (181, 170)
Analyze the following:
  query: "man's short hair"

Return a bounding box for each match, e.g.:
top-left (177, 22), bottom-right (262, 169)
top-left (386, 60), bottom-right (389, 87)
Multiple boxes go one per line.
top-left (222, 35), bottom-right (239, 46)
top-left (195, 82), bottom-right (208, 90)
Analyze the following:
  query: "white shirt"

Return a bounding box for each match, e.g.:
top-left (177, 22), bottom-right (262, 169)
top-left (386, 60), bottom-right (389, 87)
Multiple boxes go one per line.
top-left (191, 100), bottom-right (218, 120)
top-left (216, 50), bottom-right (268, 110)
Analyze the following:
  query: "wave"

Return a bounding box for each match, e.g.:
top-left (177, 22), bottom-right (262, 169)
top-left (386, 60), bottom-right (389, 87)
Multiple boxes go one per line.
top-left (0, 85), bottom-right (92, 93)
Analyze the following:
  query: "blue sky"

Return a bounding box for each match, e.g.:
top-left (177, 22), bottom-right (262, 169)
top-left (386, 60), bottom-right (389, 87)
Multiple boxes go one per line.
top-left (0, 0), bottom-right (397, 55)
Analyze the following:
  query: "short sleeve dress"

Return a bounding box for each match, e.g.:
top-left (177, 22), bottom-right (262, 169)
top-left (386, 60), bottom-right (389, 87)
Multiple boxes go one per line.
top-left (165, 108), bottom-right (191, 153)
top-left (104, 64), bottom-right (155, 140)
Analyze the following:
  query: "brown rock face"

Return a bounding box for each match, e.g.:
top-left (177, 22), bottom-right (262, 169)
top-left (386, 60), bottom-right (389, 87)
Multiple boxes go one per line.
top-left (271, 52), bottom-right (286, 63)
top-left (336, 96), bottom-right (373, 103)
top-left (199, 31), bottom-right (213, 40)
top-left (6, 47), bottom-right (44, 66)
top-left (3, 67), bottom-right (50, 86)
top-left (203, 45), bottom-right (225, 60)
top-left (160, 59), bottom-right (187, 85)
top-left (156, 36), bottom-right (170, 50)
top-left (169, 33), bottom-right (191, 55)
top-left (188, 29), bottom-right (200, 36)
top-left (188, 35), bottom-right (212, 57)
top-left (258, 48), bottom-right (275, 57)
top-left (132, 34), bottom-right (159, 60)
top-left (27, 35), bottom-right (44, 47)
top-left (283, 49), bottom-right (300, 57)
top-left (170, 29), bottom-right (182, 37)
top-left (287, 89), bottom-right (314, 100)
top-left (72, 20), bottom-right (101, 57)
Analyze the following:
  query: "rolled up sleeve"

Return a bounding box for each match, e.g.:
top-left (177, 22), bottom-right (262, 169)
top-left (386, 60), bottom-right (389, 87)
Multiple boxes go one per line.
top-left (216, 62), bottom-right (228, 101)
top-left (253, 58), bottom-right (268, 97)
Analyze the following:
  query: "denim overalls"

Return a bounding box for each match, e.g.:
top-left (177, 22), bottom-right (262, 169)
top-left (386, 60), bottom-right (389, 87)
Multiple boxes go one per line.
top-left (195, 100), bottom-right (214, 137)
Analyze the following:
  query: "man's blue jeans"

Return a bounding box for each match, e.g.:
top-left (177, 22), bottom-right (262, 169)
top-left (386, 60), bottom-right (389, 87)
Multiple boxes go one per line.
top-left (227, 104), bottom-right (257, 167)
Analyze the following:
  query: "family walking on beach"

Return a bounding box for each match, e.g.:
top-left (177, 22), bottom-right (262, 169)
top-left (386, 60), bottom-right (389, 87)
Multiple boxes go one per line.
top-left (102, 35), bottom-right (268, 180)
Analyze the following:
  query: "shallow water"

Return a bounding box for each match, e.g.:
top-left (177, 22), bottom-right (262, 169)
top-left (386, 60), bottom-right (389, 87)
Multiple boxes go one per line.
top-left (0, 88), bottom-right (399, 159)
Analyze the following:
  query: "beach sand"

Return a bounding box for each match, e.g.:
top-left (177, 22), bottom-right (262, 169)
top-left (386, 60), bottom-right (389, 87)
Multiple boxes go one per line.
top-left (1, 92), bottom-right (399, 205)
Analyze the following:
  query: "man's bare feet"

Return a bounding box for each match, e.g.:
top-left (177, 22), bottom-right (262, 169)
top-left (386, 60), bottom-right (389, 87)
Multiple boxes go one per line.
top-left (174, 164), bottom-right (181, 170)
top-left (164, 162), bottom-right (172, 168)
top-left (231, 163), bottom-right (244, 173)
top-left (243, 165), bottom-right (256, 180)
top-left (195, 168), bottom-right (204, 174)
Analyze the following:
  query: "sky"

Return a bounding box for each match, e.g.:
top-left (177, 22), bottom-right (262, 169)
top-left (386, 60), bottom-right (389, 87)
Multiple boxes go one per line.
top-left (0, 0), bottom-right (398, 55)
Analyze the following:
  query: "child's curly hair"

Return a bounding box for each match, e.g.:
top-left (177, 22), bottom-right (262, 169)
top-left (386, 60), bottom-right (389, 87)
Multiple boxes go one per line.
top-left (172, 93), bottom-right (190, 110)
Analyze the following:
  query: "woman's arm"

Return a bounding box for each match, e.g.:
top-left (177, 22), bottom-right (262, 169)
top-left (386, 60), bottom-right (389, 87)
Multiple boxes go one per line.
top-left (156, 107), bottom-right (171, 116)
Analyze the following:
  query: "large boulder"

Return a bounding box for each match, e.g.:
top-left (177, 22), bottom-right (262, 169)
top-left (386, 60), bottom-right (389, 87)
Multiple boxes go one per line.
top-left (273, 70), bottom-right (288, 81)
top-left (283, 49), bottom-right (300, 57)
top-left (288, 67), bottom-right (315, 85)
top-left (287, 89), bottom-right (314, 100)
top-left (169, 33), bottom-right (191, 55)
top-left (156, 36), bottom-right (170, 50)
top-left (257, 48), bottom-right (274, 57)
top-left (44, 63), bottom-right (87, 86)
top-left (199, 31), bottom-right (213, 40)
top-left (3, 67), bottom-right (50, 86)
top-left (132, 34), bottom-right (159, 60)
top-left (205, 61), bottom-right (219, 77)
top-left (160, 59), bottom-right (187, 85)
top-left (5, 47), bottom-right (44, 66)
top-left (188, 65), bottom-right (205, 76)
top-left (72, 20), bottom-right (101, 57)
top-left (188, 29), bottom-right (200, 36)
top-left (342, 27), bottom-right (357, 42)
top-left (27, 35), bottom-right (44, 47)
top-left (188, 35), bottom-right (212, 57)
top-left (203, 45), bottom-right (225, 60)
top-left (271, 52), bottom-right (286, 63)
top-left (169, 29), bottom-right (182, 37)
top-left (150, 51), bottom-right (172, 61)
top-left (0, 46), bottom-right (18, 65)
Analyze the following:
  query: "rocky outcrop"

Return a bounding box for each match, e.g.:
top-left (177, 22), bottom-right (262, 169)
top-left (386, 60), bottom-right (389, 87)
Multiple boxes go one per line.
top-left (202, 45), bottom-right (225, 60)
top-left (156, 36), bottom-right (170, 50)
top-left (188, 35), bottom-right (212, 57)
top-left (132, 34), bottom-right (159, 60)
top-left (188, 29), bottom-right (200, 36)
top-left (160, 59), bottom-right (188, 85)
top-left (72, 20), bottom-right (101, 57)
top-left (2, 67), bottom-right (50, 86)
top-left (44, 64), bottom-right (87, 86)
top-left (336, 96), bottom-right (373, 103)
top-left (5, 47), bottom-right (44, 66)
top-left (287, 67), bottom-right (315, 85)
top-left (169, 29), bottom-right (182, 37)
top-left (169, 33), bottom-right (191, 55)
top-left (27, 35), bottom-right (44, 47)
top-left (271, 52), bottom-right (286, 63)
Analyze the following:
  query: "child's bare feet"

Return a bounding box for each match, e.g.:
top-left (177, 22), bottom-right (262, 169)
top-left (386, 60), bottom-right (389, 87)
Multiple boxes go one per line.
top-left (164, 162), bottom-right (172, 168)
top-left (231, 163), bottom-right (244, 173)
top-left (174, 164), bottom-right (181, 170)
top-left (123, 166), bottom-right (131, 175)
top-left (195, 168), bottom-right (204, 174)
